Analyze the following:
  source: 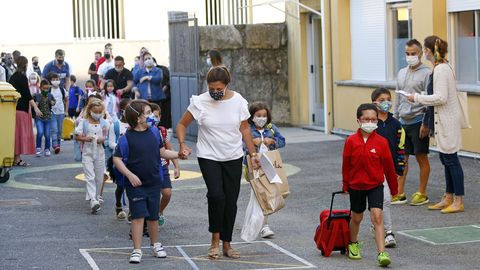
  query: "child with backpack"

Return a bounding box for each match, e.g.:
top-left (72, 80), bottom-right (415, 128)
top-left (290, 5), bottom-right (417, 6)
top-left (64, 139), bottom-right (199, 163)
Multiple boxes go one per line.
top-left (342, 103), bottom-right (398, 267)
top-left (79, 80), bottom-right (97, 112)
top-left (243, 101), bottom-right (285, 238)
top-left (48, 72), bottom-right (68, 154)
top-left (148, 103), bottom-right (180, 226)
top-left (113, 100), bottom-right (189, 264)
top-left (74, 97), bottom-right (109, 214)
top-left (104, 79), bottom-right (119, 121)
top-left (68, 74), bottom-right (83, 118)
top-left (371, 88), bottom-right (406, 248)
top-left (34, 79), bottom-right (56, 157)
top-left (106, 98), bottom-right (131, 219)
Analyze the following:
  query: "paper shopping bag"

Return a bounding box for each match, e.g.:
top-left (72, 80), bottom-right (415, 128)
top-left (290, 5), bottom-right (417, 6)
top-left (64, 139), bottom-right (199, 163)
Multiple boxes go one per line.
top-left (250, 169), bottom-right (285, 216)
top-left (263, 150), bottom-right (290, 198)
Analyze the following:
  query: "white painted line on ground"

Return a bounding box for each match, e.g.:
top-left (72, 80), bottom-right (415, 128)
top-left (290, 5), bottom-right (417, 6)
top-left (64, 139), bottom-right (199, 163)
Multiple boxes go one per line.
top-left (79, 249), bottom-right (100, 270)
top-left (399, 224), bottom-right (479, 233)
top-left (176, 246), bottom-right (200, 270)
top-left (398, 224), bottom-right (480, 246)
top-left (264, 241), bottom-right (316, 268)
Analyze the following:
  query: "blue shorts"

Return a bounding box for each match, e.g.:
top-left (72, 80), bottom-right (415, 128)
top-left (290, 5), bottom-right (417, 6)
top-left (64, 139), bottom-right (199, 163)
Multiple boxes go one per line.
top-left (161, 165), bottom-right (172, 189)
top-left (125, 184), bottom-right (161, 220)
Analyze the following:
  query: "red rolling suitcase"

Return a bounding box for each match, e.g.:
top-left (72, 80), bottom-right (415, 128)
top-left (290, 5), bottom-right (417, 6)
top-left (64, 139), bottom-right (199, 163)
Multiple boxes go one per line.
top-left (314, 191), bottom-right (351, 257)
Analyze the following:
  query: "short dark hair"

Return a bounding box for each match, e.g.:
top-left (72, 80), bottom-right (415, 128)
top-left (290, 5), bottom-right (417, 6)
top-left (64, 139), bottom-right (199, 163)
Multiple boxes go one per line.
top-left (114, 56), bottom-right (124, 62)
top-left (206, 66), bottom-right (231, 85)
top-left (406, 39), bottom-right (422, 50)
top-left (32, 56), bottom-right (38, 61)
top-left (55, 49), bottom-right (65, 57)
top-left (40, 79), bottom-right (50, 88)
top-left (104, 43), bottom-right (112, 49)
top-left (149, 102), bottom-right (161, 113)
top-left (70, 74), bottom-right (77, 82)
top-left (95, 51), bottom-right (102, 56)
top-left (357, 103), bottom-right (378, 119)
top-left (371, 88), bottom-right (391, 102)
top-left (125, 99), bottom-right (150, 128)
top-left (248, 101), bottom-right (272, 126)
top-left (48, 72), bottom-right (59, 81)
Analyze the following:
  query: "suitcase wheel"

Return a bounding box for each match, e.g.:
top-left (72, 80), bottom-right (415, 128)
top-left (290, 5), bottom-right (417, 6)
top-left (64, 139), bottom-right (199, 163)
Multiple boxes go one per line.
top-left (340, 249), bottom-right (347, 255)
top-left (321, 250), bottom-right (325, 256)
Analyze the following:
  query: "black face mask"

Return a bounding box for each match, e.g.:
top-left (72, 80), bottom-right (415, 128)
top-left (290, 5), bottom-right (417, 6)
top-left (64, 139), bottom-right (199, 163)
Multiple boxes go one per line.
top-left (57, 59), bottom-right (64, 65)
top-left (33, 62), bottom-right (38, 66)
top-left (104, 54), bottom-right (111, 59)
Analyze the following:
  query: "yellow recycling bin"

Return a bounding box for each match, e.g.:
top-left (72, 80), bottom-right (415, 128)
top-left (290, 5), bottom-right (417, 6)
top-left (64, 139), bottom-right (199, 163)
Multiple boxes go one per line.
top-left (0, 82), bottom-right (20, 183)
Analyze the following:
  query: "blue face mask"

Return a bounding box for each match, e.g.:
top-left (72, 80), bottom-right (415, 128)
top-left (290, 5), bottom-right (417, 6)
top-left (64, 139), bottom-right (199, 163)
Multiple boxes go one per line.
top-left (377, 101), bottom-right (392, 112)
top-left (146, 113), bottom-right (160, 127)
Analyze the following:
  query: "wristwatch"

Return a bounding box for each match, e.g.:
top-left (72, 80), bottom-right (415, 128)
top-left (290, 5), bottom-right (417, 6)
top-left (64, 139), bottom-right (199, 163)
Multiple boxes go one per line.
top-left (249, 152), bottom-right (258, 158)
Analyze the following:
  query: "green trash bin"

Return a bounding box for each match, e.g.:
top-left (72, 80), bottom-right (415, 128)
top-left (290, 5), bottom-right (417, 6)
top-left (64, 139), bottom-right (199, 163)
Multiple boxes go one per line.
top-left (0, 82), bottom-right (21, 183)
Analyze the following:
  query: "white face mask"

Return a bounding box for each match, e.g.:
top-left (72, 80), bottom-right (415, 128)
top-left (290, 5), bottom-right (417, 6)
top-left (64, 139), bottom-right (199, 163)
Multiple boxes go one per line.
top-left (90, 112), bottom-right (102, 120)
top-left (51, 81), bottom-right (60, 87)
top-left (253, 116), bottom-right (268, 128)
top-left (30, 79), bottom-right (37, 84)
top-left (360, 122), bottom-right (377, 133)
top-left (206, 58), bottom-right (212, 66)
top-left (406, 55), bottom-right (420, 67)
top-left (144, 59), bottom-right (154, 68)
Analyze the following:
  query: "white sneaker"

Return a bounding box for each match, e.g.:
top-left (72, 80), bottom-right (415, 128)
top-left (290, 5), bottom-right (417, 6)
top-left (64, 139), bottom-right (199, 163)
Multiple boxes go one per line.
top-left (98, 196), bottom-right (104, 204)
top-left (90, 200), bottom-right (100, 214)
top-left (129, 249), bottom-right (142, 264)
top-left (385, 231), bottom-right (397, 248)
top-left (44, 149), bottom-right (51, 157)
top-left (151, 242), bottom-right (167, 258)
top-left (260, 225), bottom-right (274, 238)
top-left (36, 148), bottom-right (42, 157)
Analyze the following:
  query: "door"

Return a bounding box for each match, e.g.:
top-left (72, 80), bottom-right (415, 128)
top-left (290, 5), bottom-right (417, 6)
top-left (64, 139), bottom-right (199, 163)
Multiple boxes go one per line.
top-left (307, 14), bottom-right (325, 129)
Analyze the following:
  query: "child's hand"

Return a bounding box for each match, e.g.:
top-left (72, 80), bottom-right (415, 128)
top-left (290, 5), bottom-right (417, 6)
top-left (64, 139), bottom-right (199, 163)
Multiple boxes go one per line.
top-left (178, 144), bottom-right (192, 160)
top-left (128, 173), bottom-right (142, 187)
top-left (97, 137), bottom-right (105, 144)
top-left (253, 138), bottom-right (262, 146)
top-left (85, 136), bottom-right (93, 142)
top-left (264, 138), bottom-right (275, 146)
top-left (174, 167), bottom-right (180, 179)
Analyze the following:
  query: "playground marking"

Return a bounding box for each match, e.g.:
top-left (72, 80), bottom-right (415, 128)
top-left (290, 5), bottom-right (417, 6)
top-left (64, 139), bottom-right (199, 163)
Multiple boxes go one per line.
top-left (398, 225), bottom-right (480, 245)
top-left (79, 241), bottom-right (316, 270)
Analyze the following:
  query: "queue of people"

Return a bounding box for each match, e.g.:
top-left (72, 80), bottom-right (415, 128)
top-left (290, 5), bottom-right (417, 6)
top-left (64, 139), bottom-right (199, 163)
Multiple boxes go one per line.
top-left (0, 35), bottom-right (470, 267)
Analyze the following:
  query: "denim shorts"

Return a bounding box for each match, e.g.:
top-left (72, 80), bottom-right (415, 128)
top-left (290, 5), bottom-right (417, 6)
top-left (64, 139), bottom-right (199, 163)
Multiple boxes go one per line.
top-left (161, 165), bottom-right (172, 189)
top-left (125, 184), bottom-right (161, 220)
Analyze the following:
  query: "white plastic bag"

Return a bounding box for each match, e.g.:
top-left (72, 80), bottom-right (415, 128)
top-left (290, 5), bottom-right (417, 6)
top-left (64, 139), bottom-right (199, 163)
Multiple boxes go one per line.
top-left (241, 189), bottom-right (264, 242)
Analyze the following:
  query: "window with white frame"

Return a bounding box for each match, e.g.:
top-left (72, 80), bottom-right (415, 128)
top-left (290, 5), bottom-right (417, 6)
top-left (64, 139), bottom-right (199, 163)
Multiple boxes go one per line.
top-left (387, 2), bottom-right (412, 79)
top-left (72, 0), bottom-right (124, 40)
top-left (452, 10), bottom-right (480, 84)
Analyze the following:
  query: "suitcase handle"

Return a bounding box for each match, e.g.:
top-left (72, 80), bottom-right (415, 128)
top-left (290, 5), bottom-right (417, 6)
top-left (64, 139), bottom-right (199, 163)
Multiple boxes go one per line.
top-left (328, 191), bottom-right (349, 221)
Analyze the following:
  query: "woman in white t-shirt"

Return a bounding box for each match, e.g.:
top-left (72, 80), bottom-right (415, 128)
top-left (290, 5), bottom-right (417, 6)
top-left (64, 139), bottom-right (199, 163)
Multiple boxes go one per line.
top-left (177, 66), bottom-right (258, 260)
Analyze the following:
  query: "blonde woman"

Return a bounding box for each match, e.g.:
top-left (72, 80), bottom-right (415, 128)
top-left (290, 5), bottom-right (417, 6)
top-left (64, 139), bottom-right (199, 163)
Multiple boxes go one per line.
top-left (407, 36), bottom-right (465, 213)
top-left (74, 98), bottom-right (109, 214)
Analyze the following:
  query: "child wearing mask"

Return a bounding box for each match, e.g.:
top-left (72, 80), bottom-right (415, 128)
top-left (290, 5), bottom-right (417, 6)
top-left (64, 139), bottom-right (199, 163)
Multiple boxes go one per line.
top-left (48, 73), bottom-right (68, 154)
top-left (107, 98), bottom-right (131, 219)
top-left (103, 79), bottom-right (119, 121)
top-left (342, 103), bottom-right (398, 267)
top-left (148, 103), bottom-right (180, 226)
top-left (79, 80), bottom-right (98, 112)
top-left (371, 88), bottom-right (406, 248)
top-left (74, 98), bottom-right (108, 214)
top-left (28, 73), bottom-right (40, 96)
top-left (68, 74), bottom-right (83, 118)
top-left (243, 101), bottom-right (285, 238)
top-left (34, 80), bottom-right (56, 157)
top-left (113, 100), bottom-right (189, 264)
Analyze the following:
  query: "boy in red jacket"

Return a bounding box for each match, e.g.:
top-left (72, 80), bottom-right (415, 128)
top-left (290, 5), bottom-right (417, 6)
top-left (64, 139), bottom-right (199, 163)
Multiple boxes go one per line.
top-left (342, 103), bottom-right (398, 267)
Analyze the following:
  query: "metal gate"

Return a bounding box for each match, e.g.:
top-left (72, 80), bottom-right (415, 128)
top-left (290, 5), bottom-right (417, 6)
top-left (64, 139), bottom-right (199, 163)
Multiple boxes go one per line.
top-left (168, 11), bottom-right (199, 138)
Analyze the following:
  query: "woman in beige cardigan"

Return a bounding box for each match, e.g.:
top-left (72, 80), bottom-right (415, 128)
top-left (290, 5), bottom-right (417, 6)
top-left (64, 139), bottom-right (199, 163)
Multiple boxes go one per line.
top-left (407, 36), bottom-right (465, 213)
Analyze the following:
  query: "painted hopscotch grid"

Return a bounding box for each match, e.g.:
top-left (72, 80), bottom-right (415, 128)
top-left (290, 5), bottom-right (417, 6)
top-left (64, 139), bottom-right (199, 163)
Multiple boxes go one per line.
top-left (398, 225), bottom-right (480, 245)
top-left (79, 240), bottom-right (316, 270)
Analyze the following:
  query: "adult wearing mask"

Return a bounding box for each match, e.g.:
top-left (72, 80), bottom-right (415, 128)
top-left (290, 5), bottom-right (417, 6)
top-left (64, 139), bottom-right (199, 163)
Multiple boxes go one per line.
top-left (153, 57), bottom-right (172, 129)
top-left (202, 49), bottom-right (224, 93)
top-left (2, 53), bottom-right (16, 81)
top-left (27, 56), bottom-right (42, 77)
top-left (95, 43), bottom-right (112, 71)
top-left (42, 49), bottom-right (71, 90)
top-left (133, 53), bottom-right (163, 103)
top-left (176, 66), bottom-right (258, 260)
top-left (407, 36), bottom-right (466, 214)
top-left (9, 56), bottom-right (42, 166)
top-left (98, 48), bottom-right (114, 85)
top-left (103, 56), bottom-right (133, 99)
top-left (393, 39), bottom-right (431, 206)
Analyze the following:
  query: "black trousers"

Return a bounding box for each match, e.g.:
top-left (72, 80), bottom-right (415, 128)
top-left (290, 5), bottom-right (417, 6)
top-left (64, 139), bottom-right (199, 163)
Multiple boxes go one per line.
top-left (198, 157), bottom-right (243, 242)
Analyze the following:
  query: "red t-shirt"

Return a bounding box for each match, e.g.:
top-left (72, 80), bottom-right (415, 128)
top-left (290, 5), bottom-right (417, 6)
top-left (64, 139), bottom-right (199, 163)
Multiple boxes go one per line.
top-left (342, 129), bottom-right (398, 196)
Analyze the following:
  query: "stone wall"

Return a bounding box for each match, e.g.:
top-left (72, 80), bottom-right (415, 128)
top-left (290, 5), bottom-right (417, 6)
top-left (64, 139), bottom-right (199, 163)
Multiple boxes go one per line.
top-left (198, 23), bottom-right (290, 125)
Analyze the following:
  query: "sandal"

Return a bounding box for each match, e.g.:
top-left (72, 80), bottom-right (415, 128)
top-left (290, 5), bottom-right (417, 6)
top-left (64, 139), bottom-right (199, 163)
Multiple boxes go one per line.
top-left (208, 246), bottom-right (220, 260)
top-left (223, 248), bottom-right (240, 259)
top-left (14, 160), bottom-right (30, 167)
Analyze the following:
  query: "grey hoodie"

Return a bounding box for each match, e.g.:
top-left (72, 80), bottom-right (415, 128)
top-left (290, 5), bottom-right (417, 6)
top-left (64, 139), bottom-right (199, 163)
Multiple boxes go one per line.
top-left (393, 63), bottom-right (431, 125)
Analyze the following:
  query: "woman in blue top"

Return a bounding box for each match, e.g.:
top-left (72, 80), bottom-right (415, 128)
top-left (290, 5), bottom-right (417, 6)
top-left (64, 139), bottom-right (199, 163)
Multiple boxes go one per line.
top-left (244, 101), bottom-right (285, 238)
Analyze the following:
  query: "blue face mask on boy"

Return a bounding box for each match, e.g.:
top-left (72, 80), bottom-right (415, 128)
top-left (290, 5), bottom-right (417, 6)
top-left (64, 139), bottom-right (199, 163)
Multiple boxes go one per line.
top-left (377, 101), bottom-right (392, 112)
top-left (146, 113), bottom-right (160, 127)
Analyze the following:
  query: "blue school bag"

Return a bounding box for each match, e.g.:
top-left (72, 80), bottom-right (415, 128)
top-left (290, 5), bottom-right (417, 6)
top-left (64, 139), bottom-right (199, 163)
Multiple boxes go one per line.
top-left (113, 127), bottom-right (164, 187)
